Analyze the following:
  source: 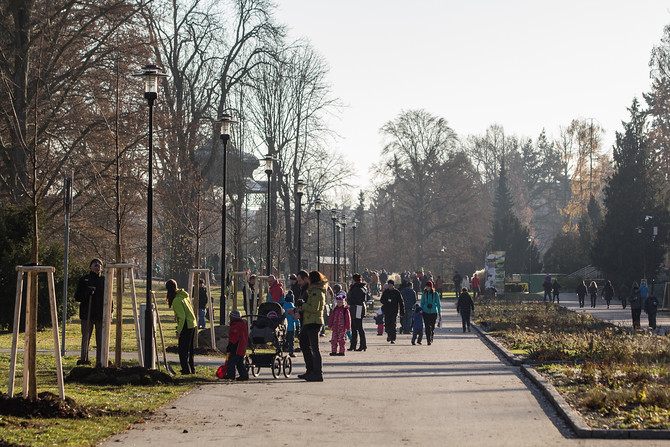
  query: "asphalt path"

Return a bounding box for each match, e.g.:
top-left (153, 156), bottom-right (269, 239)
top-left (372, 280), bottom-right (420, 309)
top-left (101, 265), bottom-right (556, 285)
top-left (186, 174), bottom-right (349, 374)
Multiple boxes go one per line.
top-left (99, 298), bottom-right (670, 447)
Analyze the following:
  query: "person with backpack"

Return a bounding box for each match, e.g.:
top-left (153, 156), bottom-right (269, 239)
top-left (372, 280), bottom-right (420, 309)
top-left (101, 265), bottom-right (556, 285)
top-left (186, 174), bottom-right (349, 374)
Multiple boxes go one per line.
top-left (420, 281), bottom-right (441, 345)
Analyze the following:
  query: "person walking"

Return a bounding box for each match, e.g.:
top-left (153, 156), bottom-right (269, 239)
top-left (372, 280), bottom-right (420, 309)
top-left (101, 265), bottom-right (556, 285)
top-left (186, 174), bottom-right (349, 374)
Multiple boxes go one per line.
top-left (629, 284), bottom-right (643, 330)
top-left (297, 271), bottom-right (326, 382)
top-left (456, 288), bottom-right (475, 332)
top-left (420, 280), bottom-right (441, 345)
top-left (225, 310), bottom-right (249, 381)
top-left (380, 280), bottom-right (404, 344)
top-left (601, 280), bottom-right (614, 309)
top-left (411, 305), bottom-right (423, 345)
top-left (588, 281), bottom-right (598, 308)
top-left (347, 273), bottom-right (368, 352)
top-left (542, 276), bottom-right (552, 302)
top-left (400, 281), bottom-right (417, 334)
top-left (645, 290), bottom-right (659, 330)
top-left (471, 274), bottom-right (481, 300)
top-left (328, 288), bottom-right (350, 356)
top-left (197, 278), bottom-right (209, 329)
top-left (576, 280), bottom-right (587, 308)
top-left (551, 278), bottom-right (561, 304)
top-left (435, 276), bottom-right (444, 298)
top-left (452, 271), bottom-right (462, 296)
top-left (619, 282), bottom-right (629, 309)
top-left (166, 279), bottom-right (196, 375)
top-left (74, 258), bottom-right (105, 366)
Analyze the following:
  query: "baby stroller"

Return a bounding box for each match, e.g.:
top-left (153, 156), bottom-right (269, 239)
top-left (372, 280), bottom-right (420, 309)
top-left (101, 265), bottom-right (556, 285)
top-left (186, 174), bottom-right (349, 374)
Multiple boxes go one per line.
top-left (245, 302), bottom-right (292, 378)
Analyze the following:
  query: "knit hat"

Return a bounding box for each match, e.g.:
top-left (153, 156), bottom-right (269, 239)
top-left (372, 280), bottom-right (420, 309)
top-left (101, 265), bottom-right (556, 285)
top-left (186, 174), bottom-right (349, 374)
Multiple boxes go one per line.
top-left (426, 281), bottom-right (433, 288)
top-left (335, 292), bottom-right (346, 303)
top-left (230, 310), bottom-right (242, 320)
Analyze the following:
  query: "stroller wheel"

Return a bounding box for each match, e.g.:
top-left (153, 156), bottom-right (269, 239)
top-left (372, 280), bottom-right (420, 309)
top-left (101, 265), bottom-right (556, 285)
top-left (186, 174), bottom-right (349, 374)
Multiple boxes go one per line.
top-left (271, 356), bottom-right (282, 379)
top-left (282, 355), bottom-right (292, 378)
top-left (245, 355), bottom-right (260, 377)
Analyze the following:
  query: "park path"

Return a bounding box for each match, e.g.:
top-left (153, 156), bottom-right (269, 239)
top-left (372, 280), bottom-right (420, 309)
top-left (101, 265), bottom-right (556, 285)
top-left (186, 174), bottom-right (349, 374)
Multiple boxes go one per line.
top-left (99, 299), bottom-right (670, 447)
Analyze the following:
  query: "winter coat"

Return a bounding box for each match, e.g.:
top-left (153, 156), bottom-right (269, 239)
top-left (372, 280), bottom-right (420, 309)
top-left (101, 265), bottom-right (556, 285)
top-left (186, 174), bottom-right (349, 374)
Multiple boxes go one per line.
top-left (198, 286), bottom-right (208, 309)
top-left (400, 286), bottom-right (418, 311)
top-left (456, 291), bottom-right (475, 315)
top-left (645, 295), bottom-right (659, 314)
top-left (576, 283), bottom-right (587, 298)
top-left (588, 283), bottom-right (598, 296)
top-left (348, 281), bottom-right (368, 320)
top-left (172, 289), bottom-right (196, 334)
top-left (420, 290), bottom-right (441, 315)
top-left (380, 287), bottom-right (405, 316)
top-left (412, 309), bottom-right (424, 331)
top-left (602, 283), bottom-right (614, 300)
top-left (302, 283), bottom-right (326, 325)
top-left (283, 301), bottom-right (298, 331)
top-left (328, 305), bottom-right (351, 332)
top-left (74, 271), bottom-right (105, 321)
top-left (227, 319), bottom-right (248, 356)
top-left (552, 281), bottom-right (561, 294)
top-left (629, 290), bottom-right (643, 310)
top-left (268, 281), bottom-right (285, 302)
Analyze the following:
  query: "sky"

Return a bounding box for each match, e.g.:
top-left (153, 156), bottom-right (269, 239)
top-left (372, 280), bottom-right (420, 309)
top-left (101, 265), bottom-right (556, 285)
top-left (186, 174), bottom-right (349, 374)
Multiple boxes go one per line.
top-left (273, 0), bottom-right (670, 192)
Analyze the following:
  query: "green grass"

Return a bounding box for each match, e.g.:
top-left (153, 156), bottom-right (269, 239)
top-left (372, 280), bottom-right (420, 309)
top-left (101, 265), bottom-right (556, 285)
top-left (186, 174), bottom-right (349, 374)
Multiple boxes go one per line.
top-left (0, 353), bottom-right (217, 446)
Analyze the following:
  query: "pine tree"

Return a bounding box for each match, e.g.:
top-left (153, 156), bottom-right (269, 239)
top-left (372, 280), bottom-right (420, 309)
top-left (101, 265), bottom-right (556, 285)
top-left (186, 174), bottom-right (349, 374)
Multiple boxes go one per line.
top-left (592, 99), bottom-right (670, 287)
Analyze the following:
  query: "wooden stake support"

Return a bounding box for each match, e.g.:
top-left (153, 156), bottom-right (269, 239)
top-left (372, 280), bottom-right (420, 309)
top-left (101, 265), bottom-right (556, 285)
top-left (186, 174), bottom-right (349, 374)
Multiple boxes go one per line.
top-left (8, 266), bottom-right (65, 400)
top-left (101, 264), bottom-right (143, 368)
top-left (187, 269), bottom-right (215, 349)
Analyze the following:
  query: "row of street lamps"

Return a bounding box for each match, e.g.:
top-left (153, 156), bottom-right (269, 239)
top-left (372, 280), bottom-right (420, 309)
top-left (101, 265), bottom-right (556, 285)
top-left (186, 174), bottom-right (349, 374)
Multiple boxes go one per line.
top-left (134, 63), bottom-right (359, 368)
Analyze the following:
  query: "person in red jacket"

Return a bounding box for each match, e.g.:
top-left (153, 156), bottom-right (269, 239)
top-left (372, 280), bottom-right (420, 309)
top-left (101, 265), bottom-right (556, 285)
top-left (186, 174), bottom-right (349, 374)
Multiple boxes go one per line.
top-left (267, 275), bottom-right (285, 302)
top-left (225, 310), bottom-right (249, 381)
top-left (471, 274), bottom-right (481, 300)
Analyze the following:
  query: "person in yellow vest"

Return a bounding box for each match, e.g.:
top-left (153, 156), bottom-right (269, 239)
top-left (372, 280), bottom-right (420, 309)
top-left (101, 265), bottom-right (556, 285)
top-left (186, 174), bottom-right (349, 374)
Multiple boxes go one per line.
top-left (166, 279), bottom-right (196, 374)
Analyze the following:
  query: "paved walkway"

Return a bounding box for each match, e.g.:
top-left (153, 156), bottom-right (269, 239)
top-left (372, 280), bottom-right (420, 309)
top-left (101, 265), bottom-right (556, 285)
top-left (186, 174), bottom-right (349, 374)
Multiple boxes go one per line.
top-left (100, 299), bottom-right (670, 447)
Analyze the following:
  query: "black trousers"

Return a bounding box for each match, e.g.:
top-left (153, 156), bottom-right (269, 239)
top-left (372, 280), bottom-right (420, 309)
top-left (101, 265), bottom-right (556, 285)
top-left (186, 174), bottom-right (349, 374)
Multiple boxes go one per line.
top-left (350, 318), bottom-right (366, 349)
top-left (578, 294), bottom-right (585, 307)
top-left (80, 319), bottom-right (102, 366)
top-left (631, 308), bottom-right (642, 329)
top-left (384, 312), bottom-right (398, 341)
top-left (422, 312), bottom-right (437, 342)
top-left (299, 323), bottom-right (322, 375)
top-left (178, 327), bottom-right (195, 374)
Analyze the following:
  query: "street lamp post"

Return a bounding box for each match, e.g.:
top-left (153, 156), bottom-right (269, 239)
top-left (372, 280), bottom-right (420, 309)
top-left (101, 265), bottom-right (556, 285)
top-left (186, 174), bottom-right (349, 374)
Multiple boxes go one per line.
top-left (336, 223), bottom-right (341, 282)
top-left (264, 154), bottom-right (274, 276)
top-left (340, 215), bottom-right (347, 283)
top-left (527, 236), bottom-right (532, 292)
top-left (331, 209), bottom-right (337, 280)
top-left (315, 198), bottom-right (322, 271)
top-left (352, 219), bottom-right (358, 274)
top-left (133, 63), bottom-right (167, 369)
top-left (215, 113), bottom-right (238, 325)
top-left (295, 179), bottom-right (305, 271)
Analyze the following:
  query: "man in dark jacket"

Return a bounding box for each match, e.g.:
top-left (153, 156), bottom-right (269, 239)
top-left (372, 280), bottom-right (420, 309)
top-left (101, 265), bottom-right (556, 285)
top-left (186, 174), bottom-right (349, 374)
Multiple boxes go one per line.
top-left (452, 271), bottom-right (462, 295)
top-left (400, 282), bottom-right (417, 334)
top-left (74, 258), bottom-right (105, 366)
top-left (380, 280), bottom-right (404, 343)
top-left (348, 273), bottom-right (368, 351)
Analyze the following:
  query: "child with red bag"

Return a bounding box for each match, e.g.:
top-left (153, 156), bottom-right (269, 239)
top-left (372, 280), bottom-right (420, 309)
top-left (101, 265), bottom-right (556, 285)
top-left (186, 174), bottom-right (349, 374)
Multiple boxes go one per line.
top-left (225, 310), bottom-right (249, 381)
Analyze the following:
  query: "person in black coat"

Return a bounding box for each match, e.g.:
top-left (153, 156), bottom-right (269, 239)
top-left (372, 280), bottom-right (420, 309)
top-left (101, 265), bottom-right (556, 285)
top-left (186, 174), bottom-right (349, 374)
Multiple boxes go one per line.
top-left (576, 280), bottom-right (587, 308)
top-left (456, 288), bottom-right (475, 332)
top-left (74, 258), bottom-right (105, 366)
top-left (347, 273), bottom-right (368, 351)
top-left (400, 282), bottom-right (417, 334)
top-left (380, 280), bottom-right (405, 343)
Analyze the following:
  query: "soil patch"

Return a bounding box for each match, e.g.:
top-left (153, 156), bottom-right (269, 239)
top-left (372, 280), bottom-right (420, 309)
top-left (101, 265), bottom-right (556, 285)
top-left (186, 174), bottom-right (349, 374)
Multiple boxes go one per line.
top-left (65, 366), bottom-right (175, 386)
top-left (0, 391), bottom-right (106, 419)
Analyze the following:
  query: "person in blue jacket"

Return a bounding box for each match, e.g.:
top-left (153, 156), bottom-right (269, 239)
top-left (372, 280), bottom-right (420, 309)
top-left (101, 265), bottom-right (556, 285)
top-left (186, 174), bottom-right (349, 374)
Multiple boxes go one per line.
top-left (420, 281), bottom-right (441, 345)
top-left (283, 291), bottom-right (299, 357)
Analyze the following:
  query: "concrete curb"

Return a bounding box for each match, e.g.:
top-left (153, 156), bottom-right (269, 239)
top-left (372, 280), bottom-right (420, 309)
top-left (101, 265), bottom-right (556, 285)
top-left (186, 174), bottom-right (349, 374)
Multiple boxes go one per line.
top-left (473, 324), bottom-right (670, 439)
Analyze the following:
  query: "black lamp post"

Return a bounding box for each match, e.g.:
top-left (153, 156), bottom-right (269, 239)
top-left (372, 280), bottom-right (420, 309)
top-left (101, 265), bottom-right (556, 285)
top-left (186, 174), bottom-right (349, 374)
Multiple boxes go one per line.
top-left (315, 198), bottom-right (322, 271)
top-left (352, 219), bottom-right (358, 274)
top-left (527, 236), bottom-right (532, 292)
top-left (133, 63), bottom-right (167, 369)
top-left (215, 113), bottom-right (237, 325)
top-left (330, 209), bottom-right (337, 280)
top-left (295, 179), bottom-right (305, 271)
top-left (336, 223), bottom-right (341, 282)
top-left (264, 154), bottom-right (274, 276)
top-left (340, 215), bottom-right (347, 283)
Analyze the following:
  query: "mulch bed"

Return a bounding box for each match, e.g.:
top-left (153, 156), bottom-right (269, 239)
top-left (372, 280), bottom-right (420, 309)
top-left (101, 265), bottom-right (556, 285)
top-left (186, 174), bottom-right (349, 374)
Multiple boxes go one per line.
top-left (65, 366), bottom-right (175, 386)
top-left (0, 391), bottom-right (103, 419)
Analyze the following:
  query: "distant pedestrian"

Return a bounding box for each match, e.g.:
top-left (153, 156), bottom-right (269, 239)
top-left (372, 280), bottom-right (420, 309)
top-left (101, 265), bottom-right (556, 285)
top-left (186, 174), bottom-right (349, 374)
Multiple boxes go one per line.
top-left (471, 274), bottom-right (481, 300)
top-left (400, 282), bottom-right (417, 334)
top-left (166, 279), bottom-right (196, 375)
top-left (456, 288), bottom-right (475, 332)
top-left (435, 276), bottom-right (444, 298)
top-left (629, 285), bottom-right (643, 330)
top-left (461, 275), bottom-right (470, 292)
top-left (282, 292), bottom-right (298, 357)
top-left (588, 281), bottom-right (598, 308)
top-left (601, 280), bottom-right (614, 309)
top-left (420, 280), bottom-right (441, 345)
top-left (375, 308), bottom-right (384, 335)
top-left (551, 279), bottom-right (561, 304)
top-left (380, 280), bottom-right (404, 343)
top-left (619, 283), bottom-right (629, 309)
top-left (576, 281), bottom-right (587, 308)
top-left (645, 291), bottom-right (659, 330)
top-left (542, 276), bottom-right (552, 302)
top-left (347, 273), bottom-right (368, 352)
top-left (197, 278), bottom-right (208, 329)
top-left (411, 305), bottom-right (424, 345)
top-left (452, 271), bottom-right (462, 296)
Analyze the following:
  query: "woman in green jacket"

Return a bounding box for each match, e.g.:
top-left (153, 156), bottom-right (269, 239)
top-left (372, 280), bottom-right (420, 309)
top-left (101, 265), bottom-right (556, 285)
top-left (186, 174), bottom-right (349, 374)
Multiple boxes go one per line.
top-left (166, 279), bottom-right (196, 374)
top-left (297, 271), bottom-right (326, 382)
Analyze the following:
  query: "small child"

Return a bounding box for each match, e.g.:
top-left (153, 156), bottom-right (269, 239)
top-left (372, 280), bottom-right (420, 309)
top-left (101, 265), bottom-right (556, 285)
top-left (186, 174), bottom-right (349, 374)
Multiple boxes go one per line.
top-left (374, 307), bottom-right (384, 335)
top-left (412, 305), bottom-right (424, 345)
top-left (328, 287), bottom-right (351, 356)
top-left (282, 291), bottom-right (297, 357)
top-left (225, 310), bottom-right (249, 381)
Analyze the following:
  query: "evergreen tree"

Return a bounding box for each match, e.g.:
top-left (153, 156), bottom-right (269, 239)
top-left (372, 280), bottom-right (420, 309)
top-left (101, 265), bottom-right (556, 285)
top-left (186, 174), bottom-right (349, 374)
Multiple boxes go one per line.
top-left (592, 99), bottom-right (670, 287)
top-left (491, 162), bottom-right (542, 274)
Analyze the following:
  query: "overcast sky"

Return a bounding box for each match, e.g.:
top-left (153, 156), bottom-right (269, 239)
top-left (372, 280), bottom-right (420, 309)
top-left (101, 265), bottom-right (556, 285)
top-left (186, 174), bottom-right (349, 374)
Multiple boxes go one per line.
top-left (273, 1), bottom-right (670, 193)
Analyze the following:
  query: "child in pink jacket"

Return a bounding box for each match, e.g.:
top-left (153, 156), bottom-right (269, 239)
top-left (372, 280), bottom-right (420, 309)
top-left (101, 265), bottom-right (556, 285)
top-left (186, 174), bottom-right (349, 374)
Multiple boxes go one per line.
top-left (328, 287), bottom-right (351, 356)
